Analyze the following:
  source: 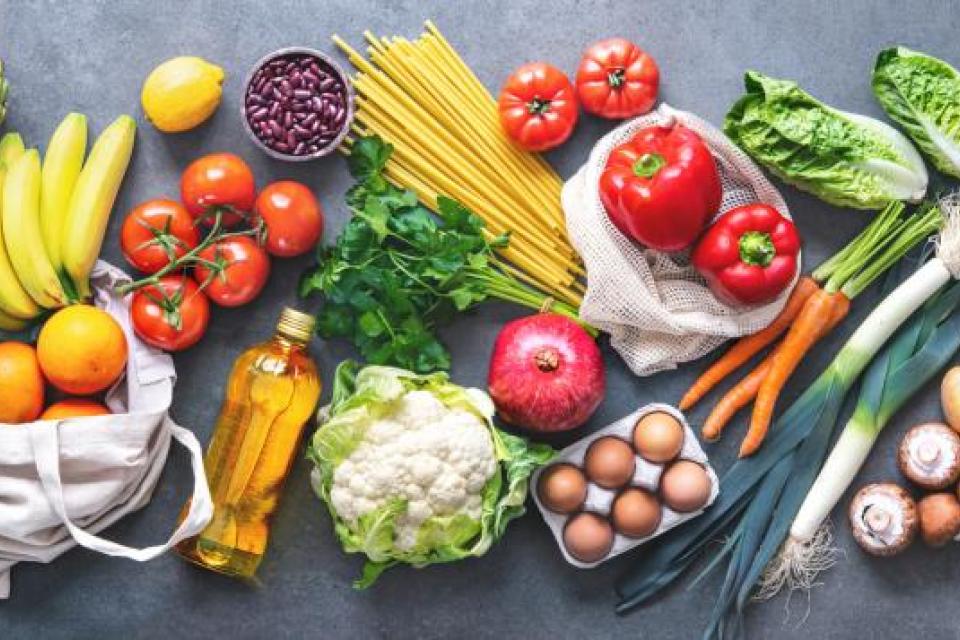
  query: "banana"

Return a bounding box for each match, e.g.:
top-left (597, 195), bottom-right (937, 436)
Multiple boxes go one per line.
top-left (3, 149), bottom-right (67, 308)
top-left (41, 113), bottom-right (87, 272)
top-left (0, 142), bottom-right (40, 320)
top-left (0, 306), bottom-right (28, 332)
top-left (0, 132), bottom-right (24, 166)
top-left (61, 115), bottom-right (135, 300)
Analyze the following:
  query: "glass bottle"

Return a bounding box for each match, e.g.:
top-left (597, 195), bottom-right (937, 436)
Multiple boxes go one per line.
top-left (176, 307), bottom-right (321, 579)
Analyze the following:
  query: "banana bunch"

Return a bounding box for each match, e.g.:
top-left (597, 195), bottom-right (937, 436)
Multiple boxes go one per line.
top-left (0, 114), bottom-right (136, 329)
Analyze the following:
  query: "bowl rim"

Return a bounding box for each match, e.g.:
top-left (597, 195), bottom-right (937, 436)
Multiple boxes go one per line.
top-left (241, 46), bottom-right (355, 162)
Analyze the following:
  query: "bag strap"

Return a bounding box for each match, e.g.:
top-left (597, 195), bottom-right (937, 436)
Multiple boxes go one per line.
top-left (29, 417), bottom-right (213, 561)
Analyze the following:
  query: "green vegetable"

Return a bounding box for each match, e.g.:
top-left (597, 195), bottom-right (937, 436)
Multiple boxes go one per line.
top-left (873, 47), bottom-right (960, 178)
top-left (309, 361), bottom-right (554, 588)
top-left (725, 71), bottom-right (928, 209)
top-left (300, 135), bottom-right (589, 373)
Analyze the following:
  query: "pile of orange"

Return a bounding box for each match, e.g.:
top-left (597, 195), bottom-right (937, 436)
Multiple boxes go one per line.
top-left (0, 305), bottom-right (128, 424)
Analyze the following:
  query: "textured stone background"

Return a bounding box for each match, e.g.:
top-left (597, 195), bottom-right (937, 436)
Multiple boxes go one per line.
top-left (1, 0), bottom-right (959, 637)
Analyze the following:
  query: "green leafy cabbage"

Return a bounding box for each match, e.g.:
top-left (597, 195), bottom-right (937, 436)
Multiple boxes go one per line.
top-left (725, 71), bottom-right (928, 209)
top-left (873, 46), bottom-right (960, 178)
top-left (308, 361), bottom-right (554, 588)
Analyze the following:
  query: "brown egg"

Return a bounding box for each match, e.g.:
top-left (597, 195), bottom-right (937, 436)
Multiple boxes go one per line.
top-left (584, 437), bottom-right (636, 489)
top-left (633, 412), bottom-right (684, 463)
top-left (563, 512), bottom-right (614, 563)
top-left (660, 460), bottom-right (711, 512)
top-left (612, 488), bottom-right (662, 538)
top-left (537, 463), bottom-right (588, 514)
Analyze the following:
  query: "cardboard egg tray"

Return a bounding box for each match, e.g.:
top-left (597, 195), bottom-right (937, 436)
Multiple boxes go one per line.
top-left (531, 403), bottom-right (719, 568)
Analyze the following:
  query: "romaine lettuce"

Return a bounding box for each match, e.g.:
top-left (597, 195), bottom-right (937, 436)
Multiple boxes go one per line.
top-left (725, 71), bottom-right (928, 209)
top-left (873, 47), bottom-right (960, 178)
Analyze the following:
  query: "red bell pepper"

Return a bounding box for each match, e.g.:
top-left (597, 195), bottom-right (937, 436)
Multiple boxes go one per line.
top-left (599, 124), bottom-right (721, 251)
top-left (691, 203), bottom-right (801, 305)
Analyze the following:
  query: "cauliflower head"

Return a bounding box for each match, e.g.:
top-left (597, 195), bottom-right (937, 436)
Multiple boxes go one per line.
top-left (309, 362), bottom-right (554, 588)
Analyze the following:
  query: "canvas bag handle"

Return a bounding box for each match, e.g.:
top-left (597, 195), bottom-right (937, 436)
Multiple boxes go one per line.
top-left (29, 417), bottom-right (213, 560)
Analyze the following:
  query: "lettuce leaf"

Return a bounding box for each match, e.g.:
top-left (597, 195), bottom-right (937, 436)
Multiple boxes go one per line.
top-left (308, 361), bottom-right (554, 588)
top-left (873, 46), bottom-right (960, 178)
top-left (724, 71), bottom-right (928, 209)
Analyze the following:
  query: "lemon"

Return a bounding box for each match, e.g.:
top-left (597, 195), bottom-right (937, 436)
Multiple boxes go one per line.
top-left (141, 56), bottom-right (224, 133)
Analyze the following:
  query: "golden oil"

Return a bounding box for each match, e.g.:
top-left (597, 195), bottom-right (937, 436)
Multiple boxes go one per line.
top-left (176, 307), bottom-right (321, 579)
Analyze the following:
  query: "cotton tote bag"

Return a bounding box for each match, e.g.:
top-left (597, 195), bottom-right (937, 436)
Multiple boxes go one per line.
top-left (0, 261), bottom-right (213, 598)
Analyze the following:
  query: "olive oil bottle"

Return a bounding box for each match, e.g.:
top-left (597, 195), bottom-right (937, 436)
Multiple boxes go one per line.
top-left (177, 307), bottom-right (321, 578)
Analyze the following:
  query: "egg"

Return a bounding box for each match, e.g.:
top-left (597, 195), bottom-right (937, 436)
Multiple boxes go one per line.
top-left (660, 460), bottom-right (712, 512)
top-left (537, 463), bottom-right (588, 514)
top-left (612, 488), bottom-right (662, 538)
top-left (584, 436), bottom-right (636, 489)
top-left (633, 412), bottom-right (684, 463)
top-left (563, 512), bottom-right (614, 562)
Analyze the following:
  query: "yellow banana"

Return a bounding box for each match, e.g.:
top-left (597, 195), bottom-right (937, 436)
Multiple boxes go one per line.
top-left (61, 115), bottom-right (136, 300)
top-left (0, 132), bottom-right (24, 167)
top-left (41, 113), bottom-right (87, 272)
top-left (0, 305), bottom-right (28, 332)
top-left (3, 149), bottom-right (67, 308)
top-left (0, 145), bottom-right (40, 320)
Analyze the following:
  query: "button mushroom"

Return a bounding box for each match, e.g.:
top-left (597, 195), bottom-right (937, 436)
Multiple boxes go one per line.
top-left (897, 423), bottom-right (960, 490)
top-left (918, 493), bottom-right (960, 547)
top-left (848, 483), bottom-right (918, 556)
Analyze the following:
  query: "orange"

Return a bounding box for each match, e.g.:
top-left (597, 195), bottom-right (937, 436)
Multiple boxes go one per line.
top-left (38, 305), bottom-right (128, 395)
top-left (40, 398), bottom-right (111, 420)
top-left (0, 341), bottom-right (44, 423)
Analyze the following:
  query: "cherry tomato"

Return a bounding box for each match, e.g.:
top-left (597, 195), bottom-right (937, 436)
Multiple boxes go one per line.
top-left (498, 62), bottom-right (579, 152)
top-left (193, 236), bottom-right (270, 307)
top-left (131, 276), bottom-right (210, 352)
top-left (120, 199), bottom-right (200, 274)
top-left (576, 38), bottom-right (659, 119)
top-left (253, 181), bottom-right (325, 257)
top-left (180, 153), bottom-right (256, 227)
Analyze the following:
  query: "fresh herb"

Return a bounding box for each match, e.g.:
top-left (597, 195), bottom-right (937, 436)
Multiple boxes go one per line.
top-left (299, 135), bottom-right (590, 373)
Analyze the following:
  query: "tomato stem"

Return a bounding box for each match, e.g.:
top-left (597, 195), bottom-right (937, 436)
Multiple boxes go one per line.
top-left (607, 68), bottom-right (626, 89)
top-left (527, 97), bottom-right (552, 116)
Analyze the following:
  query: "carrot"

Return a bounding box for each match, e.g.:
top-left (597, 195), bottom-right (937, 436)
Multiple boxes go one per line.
top-left (740, 290), bottom-right (848, 457)
top-left (704, 294), bottom-right (851, 442)
top-left (679, 276), bottom-right (819, 411)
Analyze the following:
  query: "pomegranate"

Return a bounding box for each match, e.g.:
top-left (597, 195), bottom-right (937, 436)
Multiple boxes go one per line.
top-left (487, 313), bottom-right (605, 432)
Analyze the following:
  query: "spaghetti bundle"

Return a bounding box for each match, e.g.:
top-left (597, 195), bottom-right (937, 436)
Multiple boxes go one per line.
top-left (334, 21), bottom-right (583, 307)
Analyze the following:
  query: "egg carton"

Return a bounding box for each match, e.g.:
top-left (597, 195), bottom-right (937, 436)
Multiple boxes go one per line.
top-left (531, 403), bottom-right (719, 568)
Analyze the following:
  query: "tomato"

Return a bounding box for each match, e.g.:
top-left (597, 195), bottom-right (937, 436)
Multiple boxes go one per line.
top-left (576, 38), bottom-right (659, 119)
top-left (498, 62), bottom-right (579, 151)
top-left (254, 181), bottom-right (324, 257)
top-left (131, 276), bottom-right (210, 352)
top-left (180, 153), bottom-right (256, 227)
top-left (193, 236), bottom-right (270, 307)
top-left (120, 199), bottom-right (200, 274)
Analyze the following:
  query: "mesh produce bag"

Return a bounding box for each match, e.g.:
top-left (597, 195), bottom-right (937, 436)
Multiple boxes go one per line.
top-left (562, 103), bottom-right (797, 376)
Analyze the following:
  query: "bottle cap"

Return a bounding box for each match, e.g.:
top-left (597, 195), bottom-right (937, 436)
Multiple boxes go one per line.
top-left (277, 307), bottom-right (315, 344)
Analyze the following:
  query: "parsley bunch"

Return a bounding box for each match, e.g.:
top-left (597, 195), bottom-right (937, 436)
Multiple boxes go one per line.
top-left (299, 136), bottom-right (590, 373)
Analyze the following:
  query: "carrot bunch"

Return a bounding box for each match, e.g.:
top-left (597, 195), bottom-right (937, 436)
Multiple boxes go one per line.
top-left (681, 201), bottom-right (941, 456)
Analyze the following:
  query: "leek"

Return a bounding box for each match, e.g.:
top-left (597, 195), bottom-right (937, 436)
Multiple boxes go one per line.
top-left (616, 196), bottom-right (960, 637)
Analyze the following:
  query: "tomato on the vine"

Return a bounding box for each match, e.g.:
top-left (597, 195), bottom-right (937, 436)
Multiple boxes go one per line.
top-left (254, 181), bottom-right (324, 257)
top-left (131, 276), bottom-right (210, 352)
top-left (575, 38), bottom-right (659, 119)
top-left (193, 235), bottom-right (270, 307)
top-left (498, 62), bottom-right (579, 152)
top-left (180, 153), bottom-right (256, 227)
top-left (120, 199), bottom-right (200, 274)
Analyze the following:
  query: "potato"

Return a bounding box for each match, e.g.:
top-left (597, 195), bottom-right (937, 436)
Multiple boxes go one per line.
top-left (941, 367), bottom-right (960, 433)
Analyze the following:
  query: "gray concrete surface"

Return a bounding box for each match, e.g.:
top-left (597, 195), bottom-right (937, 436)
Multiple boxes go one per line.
top-left (2, 0), bottom-right (959, 638)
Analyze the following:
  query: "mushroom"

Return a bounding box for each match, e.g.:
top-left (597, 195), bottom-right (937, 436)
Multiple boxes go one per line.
top-left (848, 483), bottom-right (918, 556)
top-left (918, 493), bottom-right (960, 547)
top-left (897, 422), bottom-right (960, 490)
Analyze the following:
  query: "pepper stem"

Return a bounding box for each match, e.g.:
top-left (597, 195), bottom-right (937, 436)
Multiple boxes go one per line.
top-left (632, 153), bottom-right (666, 178)
top-left (739, 231), bottom-right (776, 267)
top-left (527, 97), bottom-right (551, 115)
